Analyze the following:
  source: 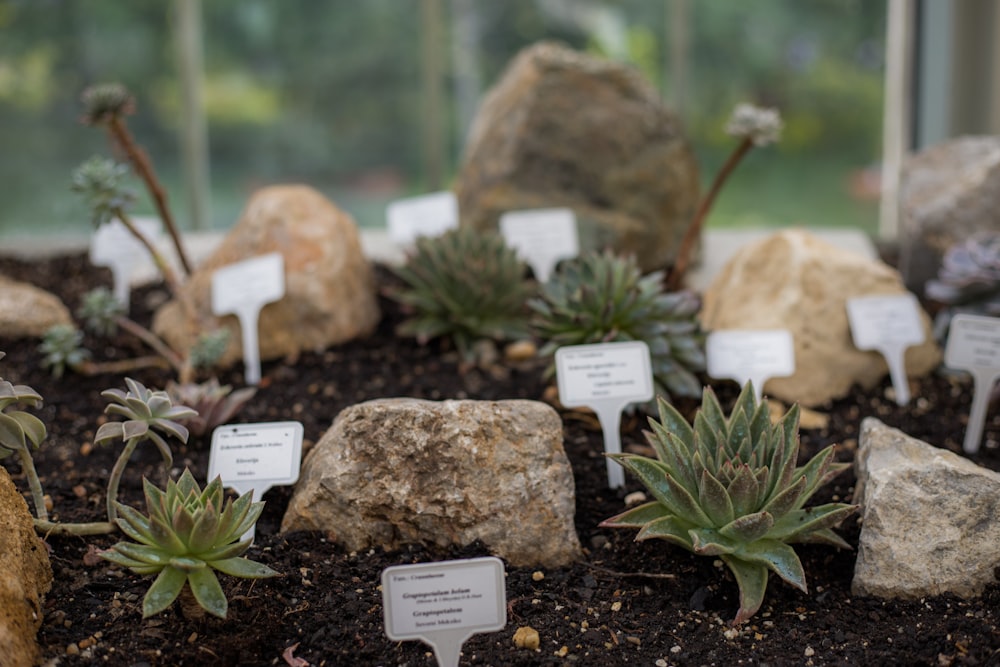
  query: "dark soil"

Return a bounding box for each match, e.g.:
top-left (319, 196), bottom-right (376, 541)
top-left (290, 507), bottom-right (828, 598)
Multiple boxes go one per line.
top-left (2, 252), bottom-right (1000, 667)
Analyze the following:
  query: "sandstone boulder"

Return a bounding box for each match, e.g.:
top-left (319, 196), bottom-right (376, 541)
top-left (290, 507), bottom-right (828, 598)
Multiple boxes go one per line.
top-left (282, 398), bottom-right (582, 567)
top-left (852, 418), bottom-right (1000, 599)
top-left (0, 274), bottom-right (73, 339)
top-left (0, 467), bottom-right (52, 667)
top-left (152, 185), bottom-right (380, 367)
top-left (700, 229), bottom-right (941, 407)
top-left (900, 136), bottom-right (1000, 293)
top-left (454, 41), bottom-right (700, 273)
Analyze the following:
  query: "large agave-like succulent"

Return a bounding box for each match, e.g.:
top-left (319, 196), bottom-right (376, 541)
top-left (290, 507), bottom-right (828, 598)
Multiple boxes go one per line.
top-left (600, 382), bottom-right (857, 625)
top-left (926, 232), bottom-right (1000, 340)
top-left (388, 227), bottom-right (533, 361)
top-left (530, 250), bottom-right (705, 399)
top-left (102, 469), bottom-right (277, 618)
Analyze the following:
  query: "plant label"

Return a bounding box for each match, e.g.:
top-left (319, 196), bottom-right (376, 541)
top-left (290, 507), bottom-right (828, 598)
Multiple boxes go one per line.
top-left (944, 314), bottom-right (1000, 454)
top-left (706, 330), bottom-right (795, 403)
top-left (89, 216), bottom-right (161, 310)
top-left (211, 253), bottom-right (285, 385)
top-left (499, 208), bottom-right (579, 282)
top-left (846, 294), bottom-right (925, 406)
top-left (382, 557), bottom-right (506, 667)
top-left (208, 420), bottom-right (303, 542)
top-left (555, 341), bottom-right (654, 489)
top-left (387, 191), bottom-right (459, 245)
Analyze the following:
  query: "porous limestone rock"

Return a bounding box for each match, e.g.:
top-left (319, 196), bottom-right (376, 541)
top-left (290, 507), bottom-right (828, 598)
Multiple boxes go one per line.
top-left (852, 418), bottom-right (1000, 599)
top-left (281, 398), bottom-right (582, 567)
top-left (153, 185), bottom-right (380, 367)
top-left (0, 274), bottom-right (73, 339)
top-left (0, 467), bottom-right (52, 667)
top-left (700, 229), bottom-right (941, 407)
top-left (900, 136), bottom-right (1000, 293)
top-left (454, 41), bottom-right (700, 273)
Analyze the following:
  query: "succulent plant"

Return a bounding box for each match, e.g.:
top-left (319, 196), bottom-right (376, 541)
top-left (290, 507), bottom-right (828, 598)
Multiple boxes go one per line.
top-left (166, 378), bottom-right (257, 438)
top-left (39, 324), bottom-right (91, 377)
top-left (530, 250), bottom-right (705, 400)
top-left (78, 286), bottom-right (126, 337)
top-left (189, 329), bottom-right (231, 370)
top-left (102, 468), bottom-right (278, 619)
top-left (600, 381), bottom-right (857, 625)
top-left (926, 232), bottom-right (1000, 340)
top-left (387, 227), bottom-right (534, 361)
top-left (0, 352), bottom-right (48, 521)
top-left (96, 378), bottom-right (197, 524)
top-left (80, 82), bottom-right (135, 125)
top-left (71, 156), bottom-right (136, 228)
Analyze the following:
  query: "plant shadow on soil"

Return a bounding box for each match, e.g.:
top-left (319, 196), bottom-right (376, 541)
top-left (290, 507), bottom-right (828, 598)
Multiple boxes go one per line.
top-left (2, 252), bottom-right (1000, 666)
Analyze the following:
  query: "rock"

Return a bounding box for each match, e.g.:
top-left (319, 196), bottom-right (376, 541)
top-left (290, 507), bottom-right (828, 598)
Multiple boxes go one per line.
top-left (852, 418), bottom-right (1000, 599)
top-left (0, 274), bottom-right (73, 339)
top-left (153, 185), bottom-right (380, 367)
top-left (700, 229), bottom-right (941, 407)
top-left (0, 467), bottom-right (53, 667)
top-left (282, 398), bottom-right (582, 567)
top-left (899, 136), bottom-right (1000, 293)
top-left (454, 41), bottom-right (700, 273)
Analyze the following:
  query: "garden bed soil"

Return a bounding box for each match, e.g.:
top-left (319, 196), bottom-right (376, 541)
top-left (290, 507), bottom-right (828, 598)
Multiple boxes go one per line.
top-left (2, 252), bottom-right (1000, 667)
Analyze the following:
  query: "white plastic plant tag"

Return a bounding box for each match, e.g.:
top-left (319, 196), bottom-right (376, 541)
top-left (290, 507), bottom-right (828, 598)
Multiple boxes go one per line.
top-left (944, 314), bottom-right (1000, 454)
top-left (381, 556), bottom-right (506, 667)
top-left (208, 421), bottom-right (303, 542)
top-left (846, 294), bottom-right (926, 406)
top-left (89, 216), bottom-right (161, 310)
top-left (498, 207), bottom-right (579, 283)
top-left (387, 191), bottom-right (459, 245)
top-left (706, 330), bottom-right (795, 403)
top-left (555, 341), bottom-right (654, 489)
top-left (211, 253), bottom-right (285, 385)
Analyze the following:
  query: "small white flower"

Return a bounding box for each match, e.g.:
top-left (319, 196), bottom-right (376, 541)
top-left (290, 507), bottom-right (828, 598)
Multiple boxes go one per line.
top-left (726, 103), bottom-right (783, 146)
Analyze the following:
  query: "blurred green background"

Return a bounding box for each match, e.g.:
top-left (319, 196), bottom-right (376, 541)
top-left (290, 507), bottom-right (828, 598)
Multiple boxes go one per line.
top-left (0, 0), bottom-right (885, 244)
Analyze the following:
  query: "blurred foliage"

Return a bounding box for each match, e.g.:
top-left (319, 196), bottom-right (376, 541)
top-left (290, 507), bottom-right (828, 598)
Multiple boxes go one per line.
top-left (0, 0), bottom-right (884, 237)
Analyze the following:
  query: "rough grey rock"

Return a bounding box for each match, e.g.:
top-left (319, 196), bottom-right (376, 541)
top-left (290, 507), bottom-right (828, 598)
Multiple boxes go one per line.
top-left (900, 136), bottom-right (1000, 293)
top-left (0, 467), bottom-right (52, 667)
top-left (700, 228), bottom-right (941, 407)
top-left (153, 184), bottom-right (381, 368)
top-left (852, 418), bottom-right (1000, 599)
top-left (281, 398), bottom-right (582, 567)
top-left (0, 274), bottom-right (73, 339)
top-left (454, 41), bottom-right (700, 273)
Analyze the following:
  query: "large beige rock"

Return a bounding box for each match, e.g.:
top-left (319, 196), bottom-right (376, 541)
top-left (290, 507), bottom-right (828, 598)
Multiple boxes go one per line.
top-left (700, 229), bottom-right (941, 407)
top-left (153, 185), bottom-right (380, 367)
top-left (853, 418), bottom-right (1000, 599)
top-left (0, 467), bottom-right (52, 667)
top-left (455, 41), bottom-right (700, 273)
top-left (282, 398), bottom-right (582, 567)
top-left (900, 136), bottom-right (1000, 293)
top-left (0, 274), bottom-right (73, 339)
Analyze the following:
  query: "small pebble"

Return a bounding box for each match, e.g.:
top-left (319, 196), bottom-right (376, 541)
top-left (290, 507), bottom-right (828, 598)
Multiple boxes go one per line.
top-left (625, 636), bottom-right (641, 646)
top-left (79, 442), bottom-right (93, 456)
top-left (555, 646), bottom-right (569, 657)
top-left (532, 571), bottom-right (545, 582)
top-left (43, 495), bottom-right (53, 513)
top-left (656, 660), bottom-right (668, 667)
top-left (805, 646), bottom-right (815, 657)
top-left (513, 626), bottom-right (540, 650)
top-left (670, 645), bottom-right (682, 654)
top-left (624, 491), bottom-right (647, 506)
top-left (65, 643), bottom-right (79, 656)
top-left (504, 340), bottom-right (537, 362)
top-left (611, 601), bottom-right (622, 612)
